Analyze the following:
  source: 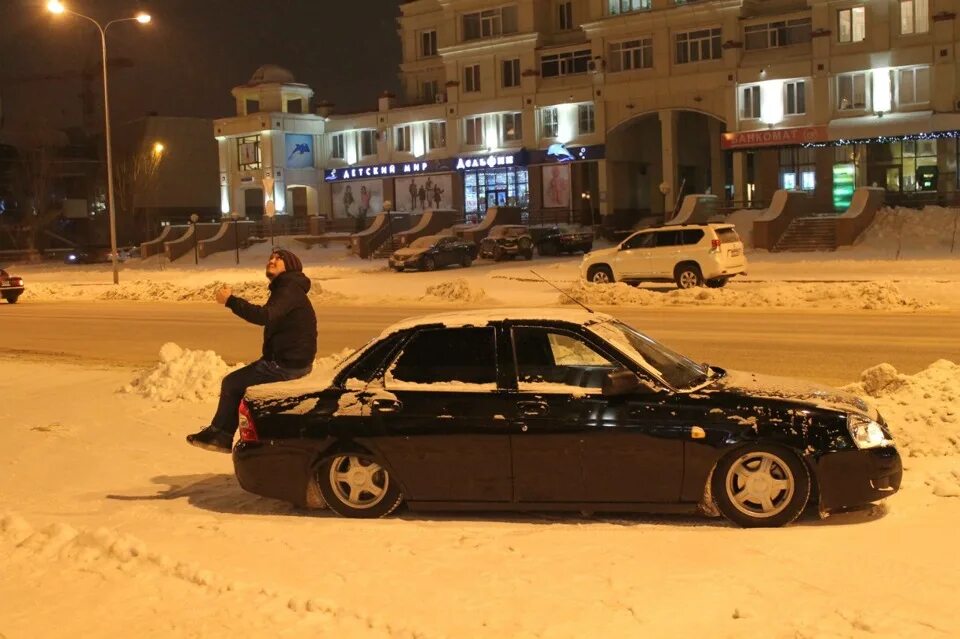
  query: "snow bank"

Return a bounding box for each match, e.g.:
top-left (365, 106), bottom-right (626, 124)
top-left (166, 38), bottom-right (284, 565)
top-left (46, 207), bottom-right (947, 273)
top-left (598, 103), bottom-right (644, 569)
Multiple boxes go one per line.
top-left (561, 280), bottom-right (929, 310)
top-left (723, 208), bottom-right (764, 249)
top-left (123, 343), bottom-right (241, 402)
top-left (24, 278), bottom-right (351, 303)
top-left (420, 278), bottom-right (487, 303)
top-left (855, 206), bottom-right (960, 257)
top-left (846, 359), bottom-right (960, 458)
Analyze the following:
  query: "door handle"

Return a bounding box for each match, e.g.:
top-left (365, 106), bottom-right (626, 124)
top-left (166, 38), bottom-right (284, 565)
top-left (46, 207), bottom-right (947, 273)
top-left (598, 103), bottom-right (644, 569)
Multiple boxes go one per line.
top-left (372, 398), bottom-right (403, 414)
top-left (516, 400), bottom-right (549, 416)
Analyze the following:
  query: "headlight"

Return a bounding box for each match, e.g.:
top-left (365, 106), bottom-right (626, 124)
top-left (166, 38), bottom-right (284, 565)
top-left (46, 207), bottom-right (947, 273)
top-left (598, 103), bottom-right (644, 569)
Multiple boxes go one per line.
top-left (847, 414), bottom-right (894, 449)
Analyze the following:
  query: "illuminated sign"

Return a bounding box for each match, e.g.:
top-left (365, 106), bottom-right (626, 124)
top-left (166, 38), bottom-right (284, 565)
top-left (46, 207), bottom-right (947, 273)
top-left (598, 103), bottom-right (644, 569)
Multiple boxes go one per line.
top-left (285, 134), bottom-right (313, 169)
top-left (455, 153), bottom-right (518, 170)
top-left (832, 163), bottom-right (855, 211)
top-left (325, 161), bottom-right (432, 182)
top-left (721, 126), bottom-right (828, 150)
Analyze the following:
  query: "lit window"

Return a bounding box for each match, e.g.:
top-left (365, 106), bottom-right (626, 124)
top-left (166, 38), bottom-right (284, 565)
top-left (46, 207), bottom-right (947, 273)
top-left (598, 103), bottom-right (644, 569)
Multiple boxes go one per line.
top-left (898, 67), bottom-right (930, 105)
top-left (837, 72), bottom-right (868, 110)
top-left (607, 0), bottom-right (650, 15)
top-left (428, 121), bottom-right (447, 150)
top-left (838, 6), bottom-right (866, 43)
top-left (541, 108), bottom-right (559, 138)
top-left (900, 0), bottom-right (929, 35)
top-left (502, 113), bottom-right (523, 142)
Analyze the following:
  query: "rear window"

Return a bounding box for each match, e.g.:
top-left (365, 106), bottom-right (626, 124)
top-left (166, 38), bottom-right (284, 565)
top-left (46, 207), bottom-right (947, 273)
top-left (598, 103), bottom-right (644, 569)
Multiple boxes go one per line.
top-left (715, 227), bottom-right (741, 244)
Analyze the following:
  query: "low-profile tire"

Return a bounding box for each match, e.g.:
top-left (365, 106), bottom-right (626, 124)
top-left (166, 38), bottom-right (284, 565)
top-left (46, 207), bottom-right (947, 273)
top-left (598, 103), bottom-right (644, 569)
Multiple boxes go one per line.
top-left (460, 252), bottom-right (473, 268)
top-left (421, 255), bottom-right (436, 271)
top-left (674, 263), bottom-right (703, 289)
top-left (318, 454), bottom-right (403, 519)
top-left (705, 277), bottom-right (728, 288)
top-left (711, 444), bottom-right (810, 528)
top-left (587, 265), bottom-right (614, 284)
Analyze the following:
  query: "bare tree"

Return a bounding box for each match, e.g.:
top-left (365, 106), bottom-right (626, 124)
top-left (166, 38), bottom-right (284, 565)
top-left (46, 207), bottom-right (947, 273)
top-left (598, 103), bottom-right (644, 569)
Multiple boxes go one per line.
top-left (13, 142), bottom-right (59, 252)
top-left (113, 143), bottom-right (164, 241)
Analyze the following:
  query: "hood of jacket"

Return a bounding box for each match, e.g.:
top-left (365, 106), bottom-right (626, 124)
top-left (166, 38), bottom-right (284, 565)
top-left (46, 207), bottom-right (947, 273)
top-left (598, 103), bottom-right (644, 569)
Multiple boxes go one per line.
top-left (269, 270), bottom-right (312, 294)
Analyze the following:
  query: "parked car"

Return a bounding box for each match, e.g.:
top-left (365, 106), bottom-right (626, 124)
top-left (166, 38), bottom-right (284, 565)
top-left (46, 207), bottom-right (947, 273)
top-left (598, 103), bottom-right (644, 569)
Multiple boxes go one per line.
top-left (232, 308), bottom-right (901, 527)
top-left (388, 235), bottom-right (477, 272)
top-left (0, 268), bottom-right (24, 303)
top-left (580, 223), bottom-right (747, 289)
top-left (479, 225), bottom-right (534, 261)
top-left (535, 225), bottom-right (594, 256)
top-left (64, 246), bottom-right (135, 265)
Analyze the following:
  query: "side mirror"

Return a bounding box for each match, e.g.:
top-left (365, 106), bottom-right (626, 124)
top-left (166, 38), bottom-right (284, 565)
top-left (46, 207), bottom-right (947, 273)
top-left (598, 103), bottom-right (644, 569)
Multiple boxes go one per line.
top-left (602, 369), bottom-right (654, 396)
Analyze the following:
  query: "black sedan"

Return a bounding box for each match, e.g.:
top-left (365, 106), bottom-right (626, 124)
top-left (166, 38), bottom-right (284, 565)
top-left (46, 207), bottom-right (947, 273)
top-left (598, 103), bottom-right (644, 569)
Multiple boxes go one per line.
top-left (535, 225), bottom-right (594, 256)
top-left (389, 235), bottom-right (477, 272)
top-left (233, 309), bottom-right (901, 527)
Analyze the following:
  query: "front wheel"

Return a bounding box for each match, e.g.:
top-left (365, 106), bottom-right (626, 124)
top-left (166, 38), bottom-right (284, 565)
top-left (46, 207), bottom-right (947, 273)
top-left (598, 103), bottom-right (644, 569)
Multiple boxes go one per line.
top-left (460, 252), bottom-right (473, 268)
top-left (711, 444), bottom-right (810, 528)
top-left (318, 454), bottom-right (403, 519)
top-left (493, 246), bottom-right (505, 262)
top-left (586, 265), bottom-right (614, 284)
top-left (421, 256), bottom-right (436, 271)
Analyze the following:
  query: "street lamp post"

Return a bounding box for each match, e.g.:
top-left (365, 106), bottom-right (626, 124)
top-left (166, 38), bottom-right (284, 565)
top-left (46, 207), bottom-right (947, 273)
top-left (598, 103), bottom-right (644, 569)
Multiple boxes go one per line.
top-left (46, 1), bottom-right (151, 285)
top-left (190, 213), bottom-right (199, 265)
top-left (230, 212), bottom-right (241, 265)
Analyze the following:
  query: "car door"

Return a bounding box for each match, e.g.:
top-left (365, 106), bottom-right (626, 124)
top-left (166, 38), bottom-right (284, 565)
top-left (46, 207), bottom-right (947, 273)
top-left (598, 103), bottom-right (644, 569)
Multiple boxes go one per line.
top-left (651, 230), bottom-right (682, 277)
top-left (437, 236), bottom-right (458, 267)
top-left (365, 325), bottom-right (514, 503)
top-left (614, 231), bottom-right (655, 279)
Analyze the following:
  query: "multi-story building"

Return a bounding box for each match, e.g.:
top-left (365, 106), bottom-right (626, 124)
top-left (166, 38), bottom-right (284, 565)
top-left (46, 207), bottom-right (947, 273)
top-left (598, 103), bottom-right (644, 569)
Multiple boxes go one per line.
top-left (214, 0), bottom-right (960, 228)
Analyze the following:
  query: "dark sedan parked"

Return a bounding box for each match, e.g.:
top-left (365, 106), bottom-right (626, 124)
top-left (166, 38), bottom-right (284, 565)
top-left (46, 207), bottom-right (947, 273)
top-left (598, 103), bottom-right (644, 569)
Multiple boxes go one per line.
top-left (389, 235), bottom-right (477, 272)
top-left (535, 225), bottom-right (593, 256)
top-left (233, 309), bottom-right (901, 527)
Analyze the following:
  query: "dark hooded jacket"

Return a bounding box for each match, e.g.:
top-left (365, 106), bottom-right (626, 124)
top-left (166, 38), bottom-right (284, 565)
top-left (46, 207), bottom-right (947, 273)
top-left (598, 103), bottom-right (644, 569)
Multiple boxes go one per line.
top-left (225, 270), bottom-right (317, 368)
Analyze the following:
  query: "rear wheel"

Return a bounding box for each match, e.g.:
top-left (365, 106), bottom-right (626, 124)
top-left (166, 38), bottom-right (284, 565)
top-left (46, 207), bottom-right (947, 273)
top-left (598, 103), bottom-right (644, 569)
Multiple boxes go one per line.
top-left (493, 246), bottom-right (505, 261)
top-left (391, 265), bottom-right (404, 272)
top-left (674, 264), bottom-right (703, 289)
top-left (518, 237), bottom-right (532, 252)
top-left (421, 256), bottom-right (436, 271)
top-left (705, 277), bottom-right (728, 288)
top-left (712, 444), bottom-right (810, 528)
top-left (318, 454), bottom-right (403, 519)
top-left (3, 294), bottom-right (19, 304)
top-left (587, 265), bottom-right (614, 284)
top-left (460, 252), bottom-right (473, 267)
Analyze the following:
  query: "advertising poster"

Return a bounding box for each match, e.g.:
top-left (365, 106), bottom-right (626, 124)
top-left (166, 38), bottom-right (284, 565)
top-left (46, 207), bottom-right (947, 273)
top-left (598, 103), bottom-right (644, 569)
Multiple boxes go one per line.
top-left (331, 179), bottom-right (383, 219)
top-left (285, 134), bottom-right (314, 169)
top-left (394, 174), bottom-right (453, 213)
top-left (542, 164), bottom-right (571, 209)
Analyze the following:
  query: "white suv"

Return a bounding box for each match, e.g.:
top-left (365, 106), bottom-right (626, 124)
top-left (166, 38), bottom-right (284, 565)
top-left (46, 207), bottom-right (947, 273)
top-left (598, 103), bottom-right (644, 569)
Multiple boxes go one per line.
top-left (580, 224), bottom-right (747, 289)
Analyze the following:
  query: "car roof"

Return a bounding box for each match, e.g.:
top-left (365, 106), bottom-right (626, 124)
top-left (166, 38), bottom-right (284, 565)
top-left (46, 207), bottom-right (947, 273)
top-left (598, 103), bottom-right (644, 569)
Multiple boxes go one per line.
top-left (380, 308), bottom-right (615, 337)
top-left (637, 223), bottom-right (734, 232)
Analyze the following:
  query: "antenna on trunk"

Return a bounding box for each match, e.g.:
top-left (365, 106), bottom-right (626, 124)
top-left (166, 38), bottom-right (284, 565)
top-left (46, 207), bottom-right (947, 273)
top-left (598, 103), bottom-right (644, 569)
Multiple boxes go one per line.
top-left (530, 270), bottom-right (594, 314)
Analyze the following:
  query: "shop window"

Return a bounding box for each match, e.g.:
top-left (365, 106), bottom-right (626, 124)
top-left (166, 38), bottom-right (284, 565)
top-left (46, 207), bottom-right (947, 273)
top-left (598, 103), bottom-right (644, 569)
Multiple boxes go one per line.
top-left (675, 27), bottom-right (722, 64)
top-left (609, 38), bottom-right (653, 72)
top-left (838, 6), bottom-right (866, 43)
top-left (428, 121), bottom-right (447, 150)
top-left (502, 113), bottom-right (523, 142)
top-left (541, 107), bottom-right (559, 138)
top-left (837, 72), bottom-right (868, 111)
top-left (744, 18), bottom-right (811, 50)
top-left (237, 135), bottom-right (261, 170)
top-left (784, 80), bottom-right (806, 115)
top-left (360, 130), bottom-right (377, 157)
top-left (578, 104), bottom-right (595, 135)
top-left (462, 6), bottom-right (518, 41)
top-left (558, 0), bottom-right (573, 31)
top-left (541, 49), bottom-right (591, 78)
top-left (779, 147), bottom-right (815, 191)
top-left (741, 85), bottom-right (761, 120)
top-left (464, 166), bottom-right (529, 217)
top-left (900, 0), bottom-right (929, 35)
top-left (464, 64), bottom-right (481, 93)
top-left (464, 116), bottom-right (484, 146)
top-left (329, 134), bottom-right (344, 160)
top-left (607, 0), bottom-right (650, 15)
top-left (897, 67), bottom-right (930, 106)
top-left (395, 125), bottom-right (412, 152)
top-left (502, 58), bottom-right (521, 88)
top-left (420, 29), bottom-right (438, 57)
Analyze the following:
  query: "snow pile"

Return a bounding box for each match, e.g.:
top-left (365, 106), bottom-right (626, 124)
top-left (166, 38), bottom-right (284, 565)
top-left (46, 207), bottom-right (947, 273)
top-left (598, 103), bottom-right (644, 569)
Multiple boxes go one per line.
top-left (723, 208), bottom-right (764, 249)
top-left (420, 278), bottom-right (487, 303)
top-left (123, 342), bottom-right (241, 402)
top-left (96, 279), bottom-right (350, 303)
top-left (845, 359), bottom-right (960, 457)
top-left (561, 280), bottom-right (929, 310)
top-left (855, 206), bottom-right (960, 256)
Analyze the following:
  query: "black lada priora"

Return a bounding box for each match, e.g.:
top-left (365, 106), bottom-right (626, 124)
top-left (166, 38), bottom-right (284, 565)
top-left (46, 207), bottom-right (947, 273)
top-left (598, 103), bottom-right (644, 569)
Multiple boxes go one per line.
top-left (232, 309), bottom-right (901, 527)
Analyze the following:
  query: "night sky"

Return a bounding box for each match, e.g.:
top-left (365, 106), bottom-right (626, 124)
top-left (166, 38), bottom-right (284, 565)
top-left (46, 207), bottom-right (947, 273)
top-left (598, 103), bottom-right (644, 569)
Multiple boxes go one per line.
top-left (0, 0), bottom-right (402, 130)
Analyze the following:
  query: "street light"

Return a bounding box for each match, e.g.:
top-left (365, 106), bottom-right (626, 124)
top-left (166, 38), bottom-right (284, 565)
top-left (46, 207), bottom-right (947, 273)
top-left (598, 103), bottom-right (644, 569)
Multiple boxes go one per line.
top-left (46, 1), bottom-right (152, 285)
top-left (189, 213), bottom-right (199, 265)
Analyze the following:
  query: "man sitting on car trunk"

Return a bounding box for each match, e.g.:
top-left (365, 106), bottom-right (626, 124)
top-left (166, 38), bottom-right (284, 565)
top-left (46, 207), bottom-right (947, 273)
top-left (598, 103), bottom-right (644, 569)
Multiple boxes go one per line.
top-left (187, 248), bottom-right (317, 453)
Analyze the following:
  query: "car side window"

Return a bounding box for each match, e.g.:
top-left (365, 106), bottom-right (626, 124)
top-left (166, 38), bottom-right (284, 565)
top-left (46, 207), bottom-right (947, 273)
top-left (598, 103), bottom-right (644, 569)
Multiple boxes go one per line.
top-left (654, 231), bottom-right (680, 247)
top-left (387, 327), bottom-right (497, 387)
top-left (336, 332), bottom-right (407, 385)
top-left (682, 229), bottom-right (705, 245)
top-left (622, 232), bottom-right (654, 250)
top-left (512, 327), bottom-right (619, 391)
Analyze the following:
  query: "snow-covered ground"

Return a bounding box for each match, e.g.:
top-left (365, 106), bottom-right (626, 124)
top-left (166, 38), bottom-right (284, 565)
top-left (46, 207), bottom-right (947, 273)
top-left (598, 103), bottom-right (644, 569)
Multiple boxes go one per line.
top-left (2, 206), bottom-right (959, 637)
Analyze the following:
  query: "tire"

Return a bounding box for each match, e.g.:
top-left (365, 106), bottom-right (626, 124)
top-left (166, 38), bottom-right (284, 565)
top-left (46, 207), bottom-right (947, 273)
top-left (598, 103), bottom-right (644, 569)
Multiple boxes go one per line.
top-left (518, 237), bottom-right (532, 252)
top-left (587, 265), bottom-right (614, 284)
top-left (522, 249), bottom-right (533, 261)
top-left (711, 444), bottom-right (810, 528)
top-left (538, 241), bottom-right (558, 256)
top-left (391, 265), bottom-right (404, 272)
top-left (4, 294), bottom-right (19, 304)
top-left (318, 454), bottom-right (403, 519)
top-left (493, 246), bottom-right (505, 262)
top-left (705, 277), bottom-right (728, 288)
top-left (460, 252), bottom-right (473, 268)
top-left (421, 256), bottom-right (436, 271)
top-left (674, 264), bottom-right (703, 289)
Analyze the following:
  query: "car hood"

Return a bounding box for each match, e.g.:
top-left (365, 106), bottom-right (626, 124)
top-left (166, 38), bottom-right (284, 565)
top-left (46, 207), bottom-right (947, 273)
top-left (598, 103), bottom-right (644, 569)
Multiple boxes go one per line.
top-left (393, 247), bottom-right (428, 258)
top-left (586, 246), bottom-right (617, 260)
top-left (712, 369), bottom-right (876, 419)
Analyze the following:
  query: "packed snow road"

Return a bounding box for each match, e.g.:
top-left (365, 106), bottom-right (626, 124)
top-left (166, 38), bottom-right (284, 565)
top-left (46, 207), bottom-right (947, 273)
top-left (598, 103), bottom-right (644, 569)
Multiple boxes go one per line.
top-left (4, 300), bottom-right (960, 386)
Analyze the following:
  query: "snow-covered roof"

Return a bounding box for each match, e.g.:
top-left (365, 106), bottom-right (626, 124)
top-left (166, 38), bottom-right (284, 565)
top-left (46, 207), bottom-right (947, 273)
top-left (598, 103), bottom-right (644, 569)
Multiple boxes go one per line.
top-left (380, 307), bottom-right (614, 336)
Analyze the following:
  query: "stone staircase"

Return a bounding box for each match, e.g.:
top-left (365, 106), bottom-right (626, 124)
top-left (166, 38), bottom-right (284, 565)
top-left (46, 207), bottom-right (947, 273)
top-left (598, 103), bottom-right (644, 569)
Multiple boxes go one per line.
top-left (772, 215), bottom-right (838, 252)
top-left (371, 235), bottom-right (404, 259)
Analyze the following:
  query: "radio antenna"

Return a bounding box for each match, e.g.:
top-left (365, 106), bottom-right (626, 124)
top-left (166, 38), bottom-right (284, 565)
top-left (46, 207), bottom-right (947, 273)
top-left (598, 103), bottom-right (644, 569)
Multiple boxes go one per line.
top-left (530, 270), bottom-right (594, 313)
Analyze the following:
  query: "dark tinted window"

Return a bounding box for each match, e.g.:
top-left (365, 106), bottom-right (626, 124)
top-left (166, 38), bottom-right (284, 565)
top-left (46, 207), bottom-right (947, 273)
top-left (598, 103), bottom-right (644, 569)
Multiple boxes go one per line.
top-left (338, 333), bottom-right (406, 384)
top-left (715, 227), bottom-right (741, 243)
top-left (390, 327), bottom-right (497, 384)
top-left (681, 229), bottom-right (705, 245)
top-left (622, 232), bottom-right (654, 250)
top-left (654, 231), bottom-right (681, 247)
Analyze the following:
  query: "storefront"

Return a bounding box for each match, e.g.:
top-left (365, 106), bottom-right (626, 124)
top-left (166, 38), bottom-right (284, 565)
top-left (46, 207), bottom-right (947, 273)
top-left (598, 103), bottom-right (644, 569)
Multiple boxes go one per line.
top-left (527, 144), bottom-right (604, 227)
top-left (456, 150), bottom-right (529, 222)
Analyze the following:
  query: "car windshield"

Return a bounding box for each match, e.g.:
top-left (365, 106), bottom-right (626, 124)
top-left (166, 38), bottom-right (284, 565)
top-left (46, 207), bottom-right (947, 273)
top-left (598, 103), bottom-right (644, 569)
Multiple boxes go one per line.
top-left (588, 320), bottom-right (709, 390)
top-left (410, 236), bottom-right (439, 248)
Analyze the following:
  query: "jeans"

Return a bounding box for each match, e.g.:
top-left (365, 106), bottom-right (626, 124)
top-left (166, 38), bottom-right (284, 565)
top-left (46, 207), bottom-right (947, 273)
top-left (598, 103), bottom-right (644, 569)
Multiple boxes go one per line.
top-left (210, 359), bottom-right (312, 434)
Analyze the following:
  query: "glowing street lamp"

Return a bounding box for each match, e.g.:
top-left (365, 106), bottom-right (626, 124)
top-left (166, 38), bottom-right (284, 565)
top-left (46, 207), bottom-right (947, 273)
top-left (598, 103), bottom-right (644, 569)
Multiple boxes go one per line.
top-left (46, 1), bottom-right (152, 285)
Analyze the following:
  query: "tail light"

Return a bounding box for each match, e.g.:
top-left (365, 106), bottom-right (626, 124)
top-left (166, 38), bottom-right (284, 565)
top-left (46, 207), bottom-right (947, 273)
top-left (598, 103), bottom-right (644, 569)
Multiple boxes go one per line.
top-left (710, 239), bottom-right (721, 253)
top-left (238, 400), bottom-right (259, 443)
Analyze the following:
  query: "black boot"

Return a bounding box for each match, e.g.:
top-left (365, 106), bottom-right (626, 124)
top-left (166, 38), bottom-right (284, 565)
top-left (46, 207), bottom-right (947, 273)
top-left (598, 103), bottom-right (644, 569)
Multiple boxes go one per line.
top-left (186, 426), bottom-right (234, 453)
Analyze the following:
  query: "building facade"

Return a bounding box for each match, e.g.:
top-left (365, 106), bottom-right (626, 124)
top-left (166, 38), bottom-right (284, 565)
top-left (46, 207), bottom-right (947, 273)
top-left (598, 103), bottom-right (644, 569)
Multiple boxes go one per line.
top-left (214, 0), bottom-right (960, 227)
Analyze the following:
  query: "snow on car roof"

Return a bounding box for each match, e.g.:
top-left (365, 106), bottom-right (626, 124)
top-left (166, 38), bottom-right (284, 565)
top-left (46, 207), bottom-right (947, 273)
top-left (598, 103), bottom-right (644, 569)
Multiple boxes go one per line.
top-left (380, 307), bottom-right (615, 337)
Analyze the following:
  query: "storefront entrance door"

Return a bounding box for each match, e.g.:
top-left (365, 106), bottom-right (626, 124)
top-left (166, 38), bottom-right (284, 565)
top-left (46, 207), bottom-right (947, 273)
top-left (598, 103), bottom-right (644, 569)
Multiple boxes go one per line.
top-left (885, 167), bottom-right (901, 192)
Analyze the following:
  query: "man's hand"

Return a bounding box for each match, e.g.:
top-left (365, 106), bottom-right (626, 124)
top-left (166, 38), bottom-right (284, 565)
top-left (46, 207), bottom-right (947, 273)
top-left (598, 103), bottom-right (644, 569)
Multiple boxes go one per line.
top-left (215, 286), bottom-right (232, 305)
